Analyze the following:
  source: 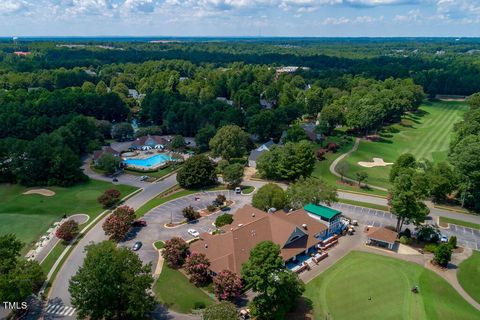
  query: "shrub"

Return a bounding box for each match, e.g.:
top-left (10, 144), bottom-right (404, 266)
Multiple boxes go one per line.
top-left (216, 194), bottom-right (226, 204)
top-left (213, 270), bottom-right (243, 301)
top-left (183, 206), bottom-right (200, 221)
top-left (203, 301), bottom-right (238, 320)
top-left (97, 189), bottom-right (121, 208)
top-left (55, 220), bottom-right (79, 242)
top-left (162, 237), bottom-right (189, 268)
top-left (207, 204), bottom-right (217, 212)
top-left (326, 142), bottom-right (339, 152)
top-left (434, 243), bottom-right (453, 267)
top-left (402, 228), bottom-right (412, 238)
top-left (448, 236), bottom-right (457, 249)
top-left (399, 236), bottom-right (412, 245)
top-left (316, 148), bottom-right (327, 160)
top-left (194, 302), bottom-right (206, 310)
top-left (215, 214), bottom-right (234, 227)
top-left (185, 253), bottom-right (211, 286)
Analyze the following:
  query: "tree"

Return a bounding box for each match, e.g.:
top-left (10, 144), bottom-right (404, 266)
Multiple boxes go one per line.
top-left (97, 188), bottom-right (121, 208)
top-left (242, 241), bottom-right (304, 320)
top-left (213, 270), bottom-right (243, 301)
top-left (0, 235), bottom-right (45, 309)
top-left (252, 183), bottom-right (286, 211)
top-left (170, 135), bottom-right (186, 150)
top-left (389, 153), bottom-right (417, 182)
top-left (427, 162), bottom-right (458, 202)
top-left (176, 155), bottom-right (217, 189)
top-left (182, 206), bottom-right (200, 221)
top-left (209, 125), bottom-right (251, 160)
top-left (203, 301), bottom-right (238, 320)
top-left (283, 124), bottom-right (308, 143)
top-left (257, 141), bottom-right (315, 181)
top-left (55, 219), bottom-right (79, 243)
top-left (102, 206), bottom-right (135, 242)
top-left (162, 237), bottom-right (189, 268)
top-left (69, 241), bottom-right (155, 320)
top-left (434, 243), bottom-right (453, 267)
top-left (222, 163), bottom-right (244, 188)
top-left (96, 153), bottom-right (120, 175)
top-left (112, 122), bottom-right (134, 141)
top-left (195, 125), bottom-right (216, 152)
top-left (184, 253), bottom-right (211, 286)
top-left (286, 177), bottom-right (338, 209)
top-left (356, 171), bottom-right (368, 187)
top-left (95, 80), bottom-right (108, 95)
top-left (448, 235), bottom-right (457, 249)
top-left (215, 214), bottom-right (234, 227)
top-left (336, 161), bottom-right (349, 181)
top-left (81, 81), bottom-right (96, 92)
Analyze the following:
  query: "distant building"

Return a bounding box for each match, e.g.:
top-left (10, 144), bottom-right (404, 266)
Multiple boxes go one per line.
top-left (92, 146), bottom-right (120, 164)
top-left (128, 89), bottom-right (140, 99)
top-left (13, 51), bottom-right (31, 57)
top-left (301, 123), bottom-right (321, 142)
top-left (130, 135), bottom-right (168, 150)
top-left (366, 226), bottom-right (398, 250)
top-left (189, 204), bottom-right (330, 275)
top-left (216, 97), bottom-right (234, 106)
top-left (84, 69), bottom-right (97, 76)
top-left (248, 140), bottom-right (276, 168)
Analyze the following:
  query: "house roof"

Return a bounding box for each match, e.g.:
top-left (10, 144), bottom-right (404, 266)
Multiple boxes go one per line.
top-left (131, 135), bottom-right (168, 147)
top-left (304, 203), bottom-right (342, 220)
top-left (189, 205), bottom-right (328, 275)
top-left (248, 140), bottom-right (276, 162)
top-left (366, 227), bottom-right (398, 244)
top-left (93, 146), bottom-right (119, 161)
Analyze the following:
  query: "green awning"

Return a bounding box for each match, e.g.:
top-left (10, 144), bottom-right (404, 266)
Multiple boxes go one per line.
top-left (304, 203), bottom-right (341, 220)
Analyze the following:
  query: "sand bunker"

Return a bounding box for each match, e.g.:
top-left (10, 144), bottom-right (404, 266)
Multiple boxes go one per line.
top-left (358, 158), bottom-right (394, 168)
top-left (23, 188), bottom-right (56, 197)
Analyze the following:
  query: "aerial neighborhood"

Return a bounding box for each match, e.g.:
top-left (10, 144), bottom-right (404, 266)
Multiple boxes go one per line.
top-left (1, 18), bottom-right (480, 320)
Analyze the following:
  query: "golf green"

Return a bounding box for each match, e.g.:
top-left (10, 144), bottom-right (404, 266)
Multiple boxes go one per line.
top-left (304, 251), bottom-right (479, 320)
top-left (0, 181), bottom-right (137, 248)
top-left (341, 101), bottom-right (468, 188)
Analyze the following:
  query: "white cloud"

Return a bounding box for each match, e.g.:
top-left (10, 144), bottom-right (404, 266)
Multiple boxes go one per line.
top-left (0, 0), bottom-right (29, 15)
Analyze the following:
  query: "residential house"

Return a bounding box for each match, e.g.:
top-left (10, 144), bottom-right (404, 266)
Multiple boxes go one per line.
top-left (92, 146), bottom-right (120, 165)
top-left (130, 135), bottom-right (169, 150)
top-left (248, 140), bottom-right (276, 168)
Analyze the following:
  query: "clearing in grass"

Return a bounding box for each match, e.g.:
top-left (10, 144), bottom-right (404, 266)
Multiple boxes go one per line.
top-left (304, 251), bottom-right (479, 320)
top-left (458, 250), bottom-right (480, 304)
top-left (0, 180), bottom-right (137, 248)
top-left (341, 100), bottom-right (468, 189)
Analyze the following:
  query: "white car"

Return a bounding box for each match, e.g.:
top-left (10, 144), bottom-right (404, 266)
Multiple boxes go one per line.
top-left (140, 175), bottom-right (149, 181)
top-left (440, 234), bottom-right (449, 243)
top-left (188, 229), bottom-right (200, 237)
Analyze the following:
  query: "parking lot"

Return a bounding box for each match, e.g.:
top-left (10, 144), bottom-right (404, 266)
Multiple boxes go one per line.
top-left (122, 190), bottom-right (252, 268)
top-left (331, 202), bottom-right (480, 250)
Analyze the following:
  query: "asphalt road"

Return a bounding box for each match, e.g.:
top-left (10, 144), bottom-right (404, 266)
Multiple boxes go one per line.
top-left (45, 174), bottom-right (178, 318)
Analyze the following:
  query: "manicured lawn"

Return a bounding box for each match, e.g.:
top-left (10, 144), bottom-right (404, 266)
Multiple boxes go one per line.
top-left (0, 180), bottom-right (137, 248)
top-left (439, 217), bottom-right (480, 230)
top-left (154, 240), bottom-right (165, 250)
top-left (338, 198), bottom-right (390, 212)
top-left (241, 185), bottom-right (255, 194)
top-left (125, 166), bottom-right (178, 179)
top-left (40, 242), bottom-right (67, 273)
top-left (458, 251), bottom-right (480, 304)
top-left (304, 251), bottom-right (479, 320)
top-left (153, 263), bottom-right (214, 313)
top-left (340, 101), bottom-right (468, 189)
top-left (312, 136), bottom-right (388, 197)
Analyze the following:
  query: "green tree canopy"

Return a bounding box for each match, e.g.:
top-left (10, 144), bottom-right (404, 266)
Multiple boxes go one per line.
top-left (252, 183), bottom-right (286, 211)
top-left (176, 155), bottom-right (217, 189)
top-left (209, 125), bottom-right (251, 160)
top-left (69, 241), bottom-right (155, 320)
top-left (203, 301), bottom-right (238, 320)
top-left (286, 177), bottom-right (338, 209)
top-left (222, 163), bottom-right (244, 188)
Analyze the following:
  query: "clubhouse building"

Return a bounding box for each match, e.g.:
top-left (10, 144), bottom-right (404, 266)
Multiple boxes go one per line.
top-left (190, 204), bottom-right (347, 275)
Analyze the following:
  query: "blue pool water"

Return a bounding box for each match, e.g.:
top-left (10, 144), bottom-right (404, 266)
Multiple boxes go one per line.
top-left (123, 154), bottom-right (172, 167)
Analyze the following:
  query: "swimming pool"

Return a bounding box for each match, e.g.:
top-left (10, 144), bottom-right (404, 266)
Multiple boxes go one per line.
top-left (123, 154), bottom-right (173, 168)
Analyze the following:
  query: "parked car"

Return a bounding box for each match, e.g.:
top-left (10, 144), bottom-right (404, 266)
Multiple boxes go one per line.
top-left (140, 175), bottom-right (149, 181)
top-left (188, 229), bottom-right (200, 237)
top-left (112, 177), bottom-right (118, 182)
top-left (132, 241), bottom-right (142, 251)
top-left (235, 187), bottom-right (241, 194)
top-left (132, 220), bottom-right (147, 227)
top-left (440, 234), bottom-right (449, 243)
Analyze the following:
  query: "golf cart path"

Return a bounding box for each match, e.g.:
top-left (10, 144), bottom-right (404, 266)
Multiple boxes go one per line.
top-left (329, 138), bottom-right (389, 192)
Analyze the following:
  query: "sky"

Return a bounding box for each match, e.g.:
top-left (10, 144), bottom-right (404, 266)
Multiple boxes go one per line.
top-left (0, 0), bottom-right (479, 37)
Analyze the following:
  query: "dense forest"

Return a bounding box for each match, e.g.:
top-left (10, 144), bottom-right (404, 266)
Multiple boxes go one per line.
top-left (0, 38), bottom-right (479, 210)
